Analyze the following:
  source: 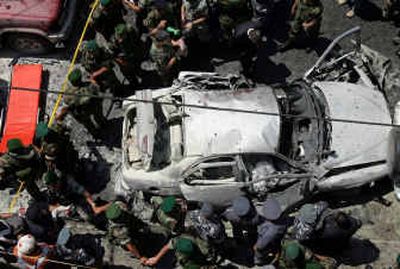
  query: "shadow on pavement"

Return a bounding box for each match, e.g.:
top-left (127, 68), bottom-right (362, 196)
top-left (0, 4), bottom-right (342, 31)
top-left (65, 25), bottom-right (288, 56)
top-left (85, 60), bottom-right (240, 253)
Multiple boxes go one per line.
top-left (336, 238), bottom-right (380, 266)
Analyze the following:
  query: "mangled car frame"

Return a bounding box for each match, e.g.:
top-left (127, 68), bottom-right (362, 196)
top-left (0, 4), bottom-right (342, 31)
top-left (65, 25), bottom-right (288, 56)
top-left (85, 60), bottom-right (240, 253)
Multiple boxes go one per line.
top-left (116, 27), bottom-right (400, 209)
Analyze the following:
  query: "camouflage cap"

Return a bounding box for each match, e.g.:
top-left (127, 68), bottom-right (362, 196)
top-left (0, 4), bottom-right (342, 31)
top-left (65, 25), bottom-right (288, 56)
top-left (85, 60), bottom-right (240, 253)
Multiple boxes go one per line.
top-left (35, 122), bottom-right (49, 139)
top-left (7, 138), bottom-right (24, 153)
top-left (160, 196), bottom-right (177, 214)
top-left (85, 40), bottom-right (98, 52)
top-left (176, 238), bottom-right (194, 255)
top-left (115, 24), bottom-right (127, 37)
top-left (105, 202), bottom-right (123, 220)
top-left (284, 242), bottom-right (303, 260)
top-left (43, 171), bottom-right (61, 185)
top-left (68, 69), bottom-right (82, 85)
top-left (100, 0), bottom-right (112, 6)
top-left (232, 196), bottom-right (251, 217)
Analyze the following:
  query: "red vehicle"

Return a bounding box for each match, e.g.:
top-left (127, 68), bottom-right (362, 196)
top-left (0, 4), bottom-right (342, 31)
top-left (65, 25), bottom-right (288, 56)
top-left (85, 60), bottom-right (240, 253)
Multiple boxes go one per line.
top-left (0, 64), bottom-right (43, 152)
top-left (0, 0), bottom-right (77, 52)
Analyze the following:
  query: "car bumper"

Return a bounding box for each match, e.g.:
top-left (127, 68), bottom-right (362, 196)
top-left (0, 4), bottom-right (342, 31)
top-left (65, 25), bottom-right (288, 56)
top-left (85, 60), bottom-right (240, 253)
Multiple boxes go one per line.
top-left (47, 0), bottom-right (77, 43)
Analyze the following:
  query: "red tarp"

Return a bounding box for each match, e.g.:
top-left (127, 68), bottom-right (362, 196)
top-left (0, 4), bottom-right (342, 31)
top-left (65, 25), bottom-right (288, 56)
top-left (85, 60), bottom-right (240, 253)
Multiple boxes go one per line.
top-left (0, 64), bottom-right (42, 153)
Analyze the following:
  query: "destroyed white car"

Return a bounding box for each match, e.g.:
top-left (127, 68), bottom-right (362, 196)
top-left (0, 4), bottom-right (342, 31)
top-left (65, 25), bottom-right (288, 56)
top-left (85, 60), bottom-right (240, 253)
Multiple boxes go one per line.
top-left (116, 27), bottom-right (400, 208)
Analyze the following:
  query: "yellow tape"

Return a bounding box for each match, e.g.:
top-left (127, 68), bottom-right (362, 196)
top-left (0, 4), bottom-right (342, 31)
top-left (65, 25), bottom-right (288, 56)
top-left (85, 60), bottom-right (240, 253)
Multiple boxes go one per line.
top-left (8, 181), bottom-right (25, 213)
top-left (48, 0), bottom-right (100, 126)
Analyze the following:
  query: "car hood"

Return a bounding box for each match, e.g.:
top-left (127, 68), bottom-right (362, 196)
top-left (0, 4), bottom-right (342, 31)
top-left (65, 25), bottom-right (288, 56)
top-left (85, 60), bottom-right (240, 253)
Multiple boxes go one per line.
top-left (315, 81), bottom-right (391, 169)
top-left (182, 87), bottom-right (281, 156)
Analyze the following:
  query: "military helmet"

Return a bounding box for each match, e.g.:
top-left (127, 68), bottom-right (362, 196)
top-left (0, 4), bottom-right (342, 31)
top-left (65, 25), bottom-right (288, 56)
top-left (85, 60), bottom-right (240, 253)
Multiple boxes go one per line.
top-left (105, 201), bottom-right (127, 220)
top-left (260, 198), bottom-right (282, 221)
top-left (284, 242), bottom-right (303, 261)
top-left (232, 196), bottom-right (251, 217)
top-left (176, 238), bottom-right (194, 255)
top-left (305, 262), bottom-right (324, 269)
top-left (17, 234), bottom-right (37, 256)
top-left (7, 138), bottom-right (24, 153)
top-left (160, 196), bottom-right (177, 214)
top-left (35, 122), bottom-right (49, 139)
top-left (85, 40), bottom-right (98, 52)
top-left (68, 69), bottom-right (83, 86)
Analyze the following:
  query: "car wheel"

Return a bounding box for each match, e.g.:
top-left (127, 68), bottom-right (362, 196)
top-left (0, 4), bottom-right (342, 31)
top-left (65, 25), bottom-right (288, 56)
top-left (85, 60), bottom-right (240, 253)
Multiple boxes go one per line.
top-left (6, 33), bottom-right (52, 54)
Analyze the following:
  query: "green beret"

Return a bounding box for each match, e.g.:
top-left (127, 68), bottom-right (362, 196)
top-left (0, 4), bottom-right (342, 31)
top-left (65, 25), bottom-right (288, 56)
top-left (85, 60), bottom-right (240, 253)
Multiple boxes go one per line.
top-left (43, 171), bottom-right (61, 185)
top-left (106, 202), bottom-right (123, 220)
top-left (285, 242), bottom-right (302, 261)
top-left (176, 238), bottom-right (194, 255)
top-left (101, 0), bottom-right (112, 6)
top-left (115, 24), bottom-right (127, 37)
top-left (7, 138), bottom-right (24, 153)
top-left (305, 262), bottom-right (324, 269)
top-left (85, 40), bottom-right (98, 52)
top-left (68, 69), bottom-right (82, 85)
top-left (15, 168), bottom-right (32, 179)
top-left (160, 196), bottom-right (176, 214)
top-left (35, 122), bottom-right (49, 139)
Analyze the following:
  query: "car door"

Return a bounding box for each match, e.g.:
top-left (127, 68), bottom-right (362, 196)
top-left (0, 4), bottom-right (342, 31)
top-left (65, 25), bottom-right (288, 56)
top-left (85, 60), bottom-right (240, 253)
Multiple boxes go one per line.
top-left (180, 155), bottom-right (246, 206)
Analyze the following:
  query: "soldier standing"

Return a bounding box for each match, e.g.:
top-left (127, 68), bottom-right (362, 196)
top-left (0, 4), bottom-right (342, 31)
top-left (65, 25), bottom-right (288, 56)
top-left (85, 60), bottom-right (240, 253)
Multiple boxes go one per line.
top-left (181, 0), bottom-right (211, 43)
top-left (56, 68), bottom-right (107, 137)
top-left (91, 0), bottom-right (126, 41)
top-left (153, 196), bottom-right (187, 236)
top-left (253, 198), bottom-right (287, 266)
top-left (148, 30), bottom-right (186, 86)
top-left (143, 0), bottom-right (179, 36)
top-left (109, 24), bottom-right (145, 87)
top-left (145, 234), bottom-right (217, 268)
top-left (41, 171), bottom-right (97, 221)
top-left (279, 241), bottom-right (327, 269)
top-left (222, 196), bottom-right (262, 243)
top-left (279, 0), bottom-right (323, 51)
top-left (80, 40), bottom-right (122, 96)
top-left (97, 200), bottom-right (148, 263)
top-left (216, 0), bottom-right (252, 42)
top-left (0, 139), bottom-right (44, 201)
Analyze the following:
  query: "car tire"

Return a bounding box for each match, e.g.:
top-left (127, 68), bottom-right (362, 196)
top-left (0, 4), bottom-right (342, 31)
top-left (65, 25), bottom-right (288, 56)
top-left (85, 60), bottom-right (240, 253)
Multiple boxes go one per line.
top-left (6, 33), bottom-right (52, 54)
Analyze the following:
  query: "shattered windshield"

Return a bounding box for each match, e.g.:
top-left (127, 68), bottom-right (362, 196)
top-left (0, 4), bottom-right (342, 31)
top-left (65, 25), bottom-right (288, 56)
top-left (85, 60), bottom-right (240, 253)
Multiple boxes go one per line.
top-left (150, 103), bottom-right (171, 170)
top-left (275, 81), bottom-right (327, 164)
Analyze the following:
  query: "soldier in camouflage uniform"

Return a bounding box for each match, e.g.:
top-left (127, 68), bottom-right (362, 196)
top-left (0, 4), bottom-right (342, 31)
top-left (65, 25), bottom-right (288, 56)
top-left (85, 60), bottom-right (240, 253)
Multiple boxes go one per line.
top-left (145, 234), bottom-right (217, 268)
top-left (90, 0), bottom-right (126, 41)
top-left (41, 170), bottom-right (97, 221)
top-left (109, 24), bottom-right (145, 86)
top-left (57, 68), bottom-right (107, 137)
top-left (34, 122), bottom-right (79, 175)
top-left (153, 196), bottom-right (187, 237)
top-left (143, 0), bottom-right (179, 36)
top-left (0, 139), bottom-right (44, 201)
top-left (216, 0), bottom-right (252, 42)
top-left (279, 0), bottom-right (323, 51)
top-left (149, 30), bottom-right (186, 86)
top-left (80, 40), bottom-right (122, 96)
top-left (279, 241), bottom-right (336, 269)
top-left (181, 0), bottom-right (210, 43)
top-left (102, 200), bottom-right (148, 264)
